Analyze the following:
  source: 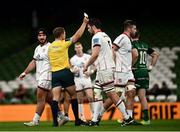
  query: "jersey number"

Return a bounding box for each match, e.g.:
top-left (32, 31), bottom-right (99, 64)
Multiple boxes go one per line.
top-left (140, 51), bottom-right (147, 64)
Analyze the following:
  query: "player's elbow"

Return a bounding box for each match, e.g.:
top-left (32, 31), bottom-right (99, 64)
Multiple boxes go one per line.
top-left (93, 53), bottom-right (99, 59)
top-left (72, 35), bottom-right (80, 43)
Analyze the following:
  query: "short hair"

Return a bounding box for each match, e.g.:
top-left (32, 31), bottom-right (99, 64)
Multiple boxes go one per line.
top-left (53, 27), bottom-right (65, 38)
top-left (37, 28), bottom-right (48, 36)
top-left (123, 20), bottom-right (136, 30)
top-left (75, 42), bottom-right (82, 46)
top-left (88, 18), bottom-right (102, 29)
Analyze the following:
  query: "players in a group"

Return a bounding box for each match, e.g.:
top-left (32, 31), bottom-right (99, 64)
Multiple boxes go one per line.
top-left (19, 28), bottom-right (53, 126)
top-left (97, 20), bottom-right (138, 126)
top-left (48, 16), bottom-right (89, 126)
top-left (131, 31), bottom-right (159, 125)
top-left (84, 18), bottom-right (135, 126)
top-left (70, 42), bottom-right (95, 121)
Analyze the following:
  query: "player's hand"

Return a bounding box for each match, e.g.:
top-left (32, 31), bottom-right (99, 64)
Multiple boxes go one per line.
top-left (83, 65), bottom-right (88, 73)
top-left (84, 71), bottom-right (90, 77)
top-left (19, 72), bottom-right (26, 80)
top-left (70, 66), bottom-right (80, 73)
top-left (148, 65), bottom-right (153, 72)
top-left (83, 17), bottom-right (89, 24)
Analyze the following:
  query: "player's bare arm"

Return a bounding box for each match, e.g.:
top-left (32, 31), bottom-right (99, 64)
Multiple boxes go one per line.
top-left (112, 44), bottom-right (118, 63)
top-left (71, 17), bottom-right (89, 43)
top-left (83, 46), bottom-right (100, 73)
top-left (132, 48), bottom-right (139, 66)
top-left (19, 59), bottom-right (36, 80)
top-left (149, 51), bottom-right (159, 70)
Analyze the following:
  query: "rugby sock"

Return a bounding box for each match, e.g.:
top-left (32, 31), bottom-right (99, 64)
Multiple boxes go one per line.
top-left (51, 100), bottom-right (59, 126)
top-left (92, 101), bottom-right (103, 122)
top-left (90, 102), bottom-right (94, 115)
top-left (100, 105), bottom-right (106, 116)
top-left (32, 113), bottom-right (40, 123)
top-left (71, 99), bottom-right (79, 121)
top-left (127, 110), bottom-right (133, 118)
top-left (116, 99), bottom-right (129, 120)
top-left (142, 109), bottom-right (149, 121)
top-left (78, 104), bottom-right (85, 120)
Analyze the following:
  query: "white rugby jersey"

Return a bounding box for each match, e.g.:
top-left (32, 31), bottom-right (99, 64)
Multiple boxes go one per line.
top-left (33, 42), bottom-right (51, 81)
top-left (113, 33), bottom-right (132, 72)
top-left (91, 32), bottom-right (115, 71)
top-left (70, 53), bottom-right (91, 78)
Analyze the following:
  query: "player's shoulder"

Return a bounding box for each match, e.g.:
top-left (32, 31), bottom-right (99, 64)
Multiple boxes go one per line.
top-left (92, 32), bottom-right (103, 39)
top-left (70, 55), bottom-right (77, 61)
top-left (35, 45), bottom-right (41, 51)
top-left (138, 41), bottom-right (149, 48)
top-left (113, 34), bottom-right (127, 44)
top-left (47, 42), bottom-right (51, 46)
top-left (132, 41), bottom-right (138, 49)
top-left (44, 42), bottom-right (51, 48)
top-left (49, 40), bottom-right (56, 47)
top-left (115, 33), bottom-right (127, 40)
top-left (117, 33), bottom-right (126, 38)
top-left (142, 41), bottom-right (149, 46)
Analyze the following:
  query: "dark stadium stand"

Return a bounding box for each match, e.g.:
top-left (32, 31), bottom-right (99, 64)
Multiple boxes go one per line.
top-left (0, 19), bottom-right (180, 103)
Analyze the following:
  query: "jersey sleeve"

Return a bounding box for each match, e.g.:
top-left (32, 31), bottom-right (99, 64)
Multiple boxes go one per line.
top-left (147, 44), bottom-right (155, 55)
top-left (33, 47), bottom-right (38, 60)
top-left (92, 37), bottom-right (102, 47)
top-left (113, 35), bottom-right (125, 49)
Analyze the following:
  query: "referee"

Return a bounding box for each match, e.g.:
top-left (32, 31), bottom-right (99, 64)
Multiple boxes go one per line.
top-left (48, 16), bottom-right (89, 126)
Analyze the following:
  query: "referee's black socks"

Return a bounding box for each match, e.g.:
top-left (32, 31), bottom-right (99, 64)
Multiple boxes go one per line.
top-left (71, 99), bottom-right (79, 121)
top-left (51, 100), bottom-right (59, 127)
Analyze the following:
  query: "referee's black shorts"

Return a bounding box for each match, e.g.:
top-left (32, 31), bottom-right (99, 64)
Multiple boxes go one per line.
top-left (52, 68), bottom-right (75, 88)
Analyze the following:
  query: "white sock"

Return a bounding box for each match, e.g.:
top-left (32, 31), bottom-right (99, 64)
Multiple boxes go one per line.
top-left (99, 106), bottom-right (106, 117)
top-left (78, 104), bottom-right (85, 119)
top-left (116, 99), bottom-right (129, 120)
top-left (92, 101), bottom-right (103, 122)
top-left (32, 113), bottom-right (40, 123)
top-left (90, 102), bottom-right (94, 118)
top-left (127, 110), bottom-right (133, 117)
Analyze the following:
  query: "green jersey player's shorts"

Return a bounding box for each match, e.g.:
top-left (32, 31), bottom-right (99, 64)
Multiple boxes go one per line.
top-left (133, 68), bottom-right (149, 90)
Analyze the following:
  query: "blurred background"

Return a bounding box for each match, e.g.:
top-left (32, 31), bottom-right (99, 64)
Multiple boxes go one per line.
top-left (0, 0), bottom-right (179, 106)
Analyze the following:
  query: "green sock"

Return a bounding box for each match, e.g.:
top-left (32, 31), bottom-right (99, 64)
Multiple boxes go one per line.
top-left (142, 109), bottom-right (149, 121)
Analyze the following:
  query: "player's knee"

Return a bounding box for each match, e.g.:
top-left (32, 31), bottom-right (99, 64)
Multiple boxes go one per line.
top-left (94, 88), bottom-right (103, 100)
top-left (138, 95), bottom-right (146, 102)
top-left (37, 92), bottom-right (46, 100)
top-left (87, 96), bottom-right (94, 102)
top-left (125, 85), bottom-right (136, 91)
top-left (126, 92), bottom-right (135, 99)
top-left (70, 91), bottom-right (77, 99)
top-left (37, 96), bottom-right (46, 103)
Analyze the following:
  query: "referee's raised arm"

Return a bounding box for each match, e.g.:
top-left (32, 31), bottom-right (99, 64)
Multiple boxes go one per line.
top-left (71, 17), bottom-right (89, 43)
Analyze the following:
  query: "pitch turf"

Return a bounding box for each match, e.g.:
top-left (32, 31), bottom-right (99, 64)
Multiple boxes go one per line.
top-left (0, 120), bottom-right (180, 131)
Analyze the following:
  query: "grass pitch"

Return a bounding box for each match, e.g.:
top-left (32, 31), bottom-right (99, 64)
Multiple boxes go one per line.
top-left (0, 120), bottom-right (180, 131)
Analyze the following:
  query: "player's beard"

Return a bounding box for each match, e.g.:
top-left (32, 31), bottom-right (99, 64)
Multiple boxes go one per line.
top-left (130, 32), bottom-right (135, 38)
top-left (38, 39), bottom-right (47, 45)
